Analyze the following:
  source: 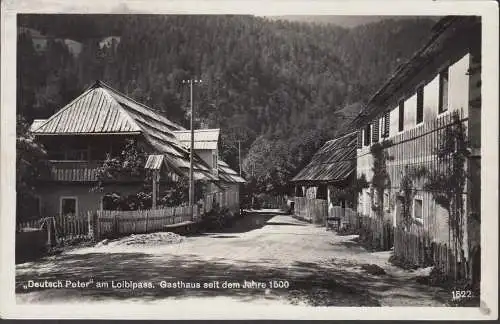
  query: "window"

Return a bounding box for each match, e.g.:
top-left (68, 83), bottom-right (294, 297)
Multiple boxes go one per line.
top-left (384, 191), bottom-right (390, 213)
top-left (372, 119), bottom-right (379, 143)
top-left (413, 197), bottom-right (423, 223)
top-left (381, 111), bottom-right (390, 138)
top-left (317, 185), bottom-right (328, 200)
top-left (438, 68), bottom-right (449, 113)
top-left (416, 86), bottom-right (424, 124)
top-left (60, 197), bottom-right (78, 217)
top-left (363, 124), bottom-right (371, 146)
top-left (398, 100), bottom-right (405, 132)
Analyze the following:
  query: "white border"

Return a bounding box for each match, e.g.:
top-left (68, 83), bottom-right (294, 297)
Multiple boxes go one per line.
top-left (1, 0), bottom-right (498, 320)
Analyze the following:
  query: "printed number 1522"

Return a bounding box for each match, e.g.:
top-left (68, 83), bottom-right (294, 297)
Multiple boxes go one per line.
top-left (452, 290), bottom-right (473, 300)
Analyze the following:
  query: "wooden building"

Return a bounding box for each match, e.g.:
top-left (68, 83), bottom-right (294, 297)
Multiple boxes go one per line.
top-left (29, 80), bottom-right (218, 218)
top-left (173, 129), bottom-right (246, 216)
top-left (290, 131), bottom-right (357, 224)
top-left (352, 16), bottom-right (481, 266)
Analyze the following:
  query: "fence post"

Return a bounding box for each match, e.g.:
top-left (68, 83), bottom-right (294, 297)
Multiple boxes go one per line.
top-left (94, 211), bottom-right (99, 242)
top-left (87, 211), bottom-right (93, 240)
top-left (145, 210), bottom-right (149, 233)
top-left (46, 218), bottom-right (52, 249)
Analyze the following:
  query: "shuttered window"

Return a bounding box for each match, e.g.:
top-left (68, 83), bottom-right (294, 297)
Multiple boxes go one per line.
top-left (416, 86), bottom-right (424, 124)
top-left (363, 124), bottom-right (371, 146)
top-left (382, 111), bottom-right (390, 138)
top-left (372, 119), bottom-right (379, 143)
top-left (357, 130), bottom-right (363, 149)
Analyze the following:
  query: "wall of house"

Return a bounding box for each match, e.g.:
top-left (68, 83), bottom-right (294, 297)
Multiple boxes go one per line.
top-left (356, 50), bottom-right (477, 246)
top-left (37, 183), bottom-right (143, 217)
top-left (196, 149), bottom-right (214, 168)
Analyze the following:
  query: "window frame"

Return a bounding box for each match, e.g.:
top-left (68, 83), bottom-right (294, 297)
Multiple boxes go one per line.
top-left (412, 196), bottom-right (424, 224)
top-left (60, 196), bottom-right (78, 217)
top-left (438, 68), bottom-right (449, 114)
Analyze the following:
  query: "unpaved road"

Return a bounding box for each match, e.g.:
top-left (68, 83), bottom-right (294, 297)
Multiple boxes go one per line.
top-left (16, 211), bottom-right (450, 306)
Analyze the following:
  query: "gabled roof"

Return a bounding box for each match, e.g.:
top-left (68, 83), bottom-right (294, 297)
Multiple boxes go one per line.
top-left (31, 81), bottom-right (217, 182)
top-left (291, 132), bottom-right (357, 183)
top-left (173, 129), bottom-right (220, 150)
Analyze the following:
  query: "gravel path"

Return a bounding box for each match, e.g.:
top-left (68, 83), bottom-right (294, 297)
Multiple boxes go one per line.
top-left (16, 211), bottom-right (450, 306)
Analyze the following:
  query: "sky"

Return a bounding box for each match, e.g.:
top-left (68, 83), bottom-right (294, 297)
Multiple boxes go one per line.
top-left (264, 15), bottom-right (441, 28)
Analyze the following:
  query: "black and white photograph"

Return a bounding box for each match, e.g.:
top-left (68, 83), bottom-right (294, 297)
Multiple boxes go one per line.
top-left (1, 0), bottom-right (498, 320)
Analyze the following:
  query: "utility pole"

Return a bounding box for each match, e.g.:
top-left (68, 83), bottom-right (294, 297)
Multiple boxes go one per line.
top-left (182, 79), bottom-right (202, 220)
top-left (238, 140), bottom-right (242, 176)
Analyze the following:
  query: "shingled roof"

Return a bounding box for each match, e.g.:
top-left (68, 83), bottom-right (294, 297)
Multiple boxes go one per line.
top-left (291, 132), bottom-right (357, 184)
top-left (31, 80), bottom-right (217, 181)
top-left (218, 160), bottom-right (246, 184)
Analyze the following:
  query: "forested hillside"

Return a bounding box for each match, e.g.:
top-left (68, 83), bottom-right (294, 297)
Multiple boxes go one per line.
top-left (17, 14), bottom-right (437, 193)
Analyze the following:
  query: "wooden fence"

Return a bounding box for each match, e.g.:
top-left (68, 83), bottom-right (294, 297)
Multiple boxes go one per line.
top-left (17, 213), bottom-right (91, 246)
top-left (329, 206), bottom-right (359, 228)
top-left (16, 188), bottom-right (241, 244)
top-left (95, 206), bottom-right (197, 240)
top-left (394, 225), bottom-right (463, 279)
top-left (294, 197), bottom-right (328, 224)
top-left (259, 195), bottom-right (287, 210)
top-left (54, 213), bottom-right (90, 240)
top-left (204, 190), bottom-right (240, 215)
top-left (336, 211), bottom-right (394, 250)
top-left (357, 215), bottom-right (394, 250)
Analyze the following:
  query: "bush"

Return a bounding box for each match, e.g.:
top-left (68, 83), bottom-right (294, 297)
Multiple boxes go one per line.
top-left (200, 206), bottom-right (231, 230)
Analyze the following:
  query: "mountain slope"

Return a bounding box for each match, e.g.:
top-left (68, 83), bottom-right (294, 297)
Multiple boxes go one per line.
top-left (17, 14), bottom-right (437, 193)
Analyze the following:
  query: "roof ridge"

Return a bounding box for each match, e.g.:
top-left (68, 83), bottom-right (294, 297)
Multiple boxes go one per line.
top-left (97, 80), bottom-right (186, 131)
top-left (99, 87), bottom-right (143, 133)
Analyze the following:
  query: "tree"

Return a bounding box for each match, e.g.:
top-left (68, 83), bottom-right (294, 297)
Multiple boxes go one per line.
top-left (93, 138), bottom-right (148, 193)
top-left (16, 115), bottom-right (50, 221)
top-left (369, 140), bottom-right (393, 219)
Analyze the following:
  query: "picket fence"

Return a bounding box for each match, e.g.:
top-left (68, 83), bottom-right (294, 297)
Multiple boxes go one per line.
top-left (204, 190), bottom-right (240, 215)
top-left (16, 189), bottom-right (241, 244)
top-left (95, 206), bottom-right (197, 239)
top-left (393, 225), bottom-right (462, 279)
top-left (329, 206), bottom-right (358, 228)
top-left (357, 215), bottom-right (394, 250)
top-left (259, 195), bottom-right (287, 209)
top-left (294, 197), bottom-right (328, 224)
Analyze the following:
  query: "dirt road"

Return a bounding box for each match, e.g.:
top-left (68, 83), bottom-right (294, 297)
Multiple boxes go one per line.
top-left (16, 211), bottom-right (450, 306)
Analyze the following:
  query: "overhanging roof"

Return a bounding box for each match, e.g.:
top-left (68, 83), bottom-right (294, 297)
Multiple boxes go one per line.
top-left (218, 160), bottom-right (246, 184)
top-left (31, 81), bottom-right (217, 181)
top-left (291, 132), bottom-right (357, 183)
top-left (350, 16), bottom-right (481, 129)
